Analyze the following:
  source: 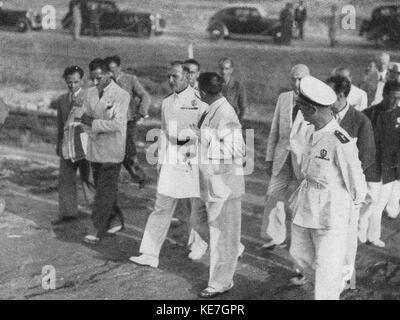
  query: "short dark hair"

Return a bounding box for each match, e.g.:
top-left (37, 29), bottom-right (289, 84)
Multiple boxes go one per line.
top-left (326, 75), bottom-right (351, 97)
top-left (170, 60), bottom-right (189, 73)
top-left (104, 55), bottom-right (121, 67)
top-left (184, 59), bottom-right (200, 71)
top-left (198, 72), bottom-right (223, 95)
top-left (63, 65), bottom-right (84, 79)
top-left (383, 80), bottom-right (400, 97)
top-left (88, 58), bottom-right (110, 73)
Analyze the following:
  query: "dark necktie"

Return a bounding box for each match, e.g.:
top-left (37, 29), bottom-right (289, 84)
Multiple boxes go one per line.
top-left (198, 111), bottom-right (209, 128)
top-left (292, 104), bottom-right (300, 123)
top-left (99, 90), bottom-right (104, 99)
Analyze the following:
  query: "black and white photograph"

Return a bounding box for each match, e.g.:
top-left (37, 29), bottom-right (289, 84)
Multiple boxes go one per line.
top-left (0, 0), bottom-right (399, 307)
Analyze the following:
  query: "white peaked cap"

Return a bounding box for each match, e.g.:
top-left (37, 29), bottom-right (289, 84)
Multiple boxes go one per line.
top-left (298, 75), bottom-right (337, 107)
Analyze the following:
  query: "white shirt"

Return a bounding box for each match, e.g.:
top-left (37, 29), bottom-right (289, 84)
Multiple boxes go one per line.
top-left (373, 69), bottom-right (388, 106)
top-left (347, 84), bottom-right (368, 111)
top-left (336, 102), bottom-right (350, 124)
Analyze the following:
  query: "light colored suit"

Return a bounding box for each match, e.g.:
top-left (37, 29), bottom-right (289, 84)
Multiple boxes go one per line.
top-left (261, 91), bottom-right (303, 243)
top-left (198, 96), bottom-right (245, 291)
top-left (83, 81), bottom-right (130, 164)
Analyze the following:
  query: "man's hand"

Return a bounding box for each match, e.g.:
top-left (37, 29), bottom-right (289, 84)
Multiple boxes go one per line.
top-left (266, 161), bottom-right (273, 177)
top-left (189, 123), bottom-right (201, 140)
top-left (79, 113), bottom-right (94, 127)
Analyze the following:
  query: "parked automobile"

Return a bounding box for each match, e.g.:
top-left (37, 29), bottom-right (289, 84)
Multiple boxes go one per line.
top-left (62, 0), bottom-right (166, 37)
top-left (207, 4), bottom-right (283, 43)
top-left (359, 5), bottom-right (400, 47)
top-left (0, 1), bottom-right (42, 33)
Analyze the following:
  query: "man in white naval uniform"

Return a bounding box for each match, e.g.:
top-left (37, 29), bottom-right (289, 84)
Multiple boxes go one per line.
top-left (289, 75), bottom-right (367, 300)
top-left (260, 64), bottom-right (310, 249)
top-left (129, 61), bottom-right (206, 268)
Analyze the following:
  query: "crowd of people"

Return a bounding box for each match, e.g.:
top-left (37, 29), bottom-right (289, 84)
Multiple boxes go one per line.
top-left (34, 48), bottom-right (400, 300)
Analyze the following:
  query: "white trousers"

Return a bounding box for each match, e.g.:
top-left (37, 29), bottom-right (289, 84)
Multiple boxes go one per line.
top-left (290, 224), bottom-right (348, 300)
top-left (386, 180), bottom-right (400, 219)
top-left (260, 156), bottom-right (299, 243)
top-left (359, 181), bottom-right (394, 242)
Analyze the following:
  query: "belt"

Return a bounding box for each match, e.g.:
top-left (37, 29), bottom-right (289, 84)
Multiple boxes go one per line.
top-left (304, 178), bottom-right (323, 189)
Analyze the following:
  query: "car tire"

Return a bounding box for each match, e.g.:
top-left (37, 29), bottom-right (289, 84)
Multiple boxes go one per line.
top-left (209, 23), bottom-right (226, 40)
top-left (16, 19), bottom-right (29, 33)
top-left (137, 22), bottom-right (151, 38)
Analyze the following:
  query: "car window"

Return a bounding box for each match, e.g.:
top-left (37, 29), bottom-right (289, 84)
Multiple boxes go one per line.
top-left (235, 8), bottom-right (250, 18)
top-left (379, 7), bottom-right (394, 16)
top-left (223, 8), bottom-right (236, 17)
top-left (250, 9), bottom-right (261, 18)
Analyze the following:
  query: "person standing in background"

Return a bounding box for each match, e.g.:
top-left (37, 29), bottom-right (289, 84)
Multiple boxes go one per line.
top-left (105, 55), bottom-right (151, 189)
top-left (331, 67), bottom-right (368, 111)
top-left (219, 57), bottom-right (248, 124)
top-left (328, 5), bottom-right (339, 48)
top-left (280, 3), bottom-right (294, 45)
top-left (371, 52), bottom-right (391, 106)
top-left (260, 64), bottom-right (310, 250)
top-left (88, 1), bottom-right (101, 38)
top-left (71, 0), bottom-right (82, 40)
top-left (295, 0), bottom-right (307, 40)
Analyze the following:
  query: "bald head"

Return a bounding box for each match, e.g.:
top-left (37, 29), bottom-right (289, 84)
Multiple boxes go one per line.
top-left (290, 64), bottom-right (310, 94)
top-left (376, 52), bottom-right (391, 72)
top-left (331, 67), bottom-right (352, 82)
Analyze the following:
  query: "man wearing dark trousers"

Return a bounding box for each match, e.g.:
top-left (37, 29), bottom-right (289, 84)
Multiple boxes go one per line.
top-left (105, 55), bottom-right (151, 188)
top-left (295, 1), bottom-right (307, 40)
top-left (53, 65), bottom-right (89, 226)
top-left (79, 58), bottom-right (129, 244)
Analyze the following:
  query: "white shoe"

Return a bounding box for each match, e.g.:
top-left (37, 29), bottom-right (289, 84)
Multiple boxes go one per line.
top-left (358, 231), bottom-right (367, 244)
top-left (238, 243), bottom-right (245, 258)
top-left (129, 254), bottom-right (159, 268)
top-left (188, 240), bottom-right (208, 260)
top-left (0, 198), bottom-right (5, 215)
top-left (289, 275), bottom-right (308, 286)
top-left (107, 224), bottom-right (123, 234)
top-left (370, 239), bottom-right (385, 248)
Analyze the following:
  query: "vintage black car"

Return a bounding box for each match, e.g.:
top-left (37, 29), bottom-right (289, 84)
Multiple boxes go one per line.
top-left (0, 2), bottom-right (42, 32)
top-left (62, 0), bottom-right (166, 37)
top-left (207, 4), bottom-right (282, 43)
top-left (359, 5), bottom-right (400, 47)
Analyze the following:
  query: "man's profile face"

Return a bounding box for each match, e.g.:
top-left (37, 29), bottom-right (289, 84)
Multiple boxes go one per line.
top-left (291, 76), bottom-right (302, 94)
top-left (219, 61), bottom-right (233, 82)
top-left (65, 72), bottom-right (82, 94)
top-left (185, 63), bottom-right (200, 88)
top-left (297, 97), bottom-right (316, 123)
top-left (108, 61), bottom-right (121, 78)
top-left (90, 68), bottom-right (111, 91)
top-left (168, 65), bottom-right (188, 92)
top-left (388, 91), bottom-right (400, 109)
top-left (376, 54), bottom-right (390, 72)
top-left (327, 83), bottom-right (342, 111)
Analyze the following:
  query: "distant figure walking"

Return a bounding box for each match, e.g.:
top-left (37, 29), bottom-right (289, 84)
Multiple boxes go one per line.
top-left (328, 5), bottom-right (339, 47)
top-left (280, 3), bottom-right (294, 45)
top-left (71, 0), bottom-right (82, 40)
top-left (294, 0), bottom-right (307, 40)
top-left (89, 1), bottom-right (101, 38)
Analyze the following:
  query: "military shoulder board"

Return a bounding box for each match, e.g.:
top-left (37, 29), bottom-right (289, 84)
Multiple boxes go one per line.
top-left (334, 130), bottom-right (349, 144)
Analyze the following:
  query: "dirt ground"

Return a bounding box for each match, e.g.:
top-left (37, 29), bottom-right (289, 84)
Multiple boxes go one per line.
top-left (1, 119), bottom-right (400, 300)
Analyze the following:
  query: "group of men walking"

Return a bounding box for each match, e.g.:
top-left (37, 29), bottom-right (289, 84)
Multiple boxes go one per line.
top-left (261, 51), bottom-right (400, 299)
top-left (53, 55), bottom-right (248, 298)
top-left (51, 43), bottom-right (400, 299)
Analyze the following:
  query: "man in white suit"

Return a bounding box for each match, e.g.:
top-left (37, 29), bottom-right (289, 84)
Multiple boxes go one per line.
top-left (260, 64), bottom-right (310, 249)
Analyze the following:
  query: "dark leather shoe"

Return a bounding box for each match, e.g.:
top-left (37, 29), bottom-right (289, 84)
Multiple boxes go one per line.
top-left (51, 216), bottom-right (77, 225)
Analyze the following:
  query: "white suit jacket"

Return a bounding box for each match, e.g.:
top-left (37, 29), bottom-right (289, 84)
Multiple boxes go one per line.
top-left (265, 91), bottom-right (297, 176)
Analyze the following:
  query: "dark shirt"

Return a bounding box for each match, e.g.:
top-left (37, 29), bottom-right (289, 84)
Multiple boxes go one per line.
top-left (115, 72), bottom-right (151, 121)
top-left (295, 7), bottom-right (307, 23)
top-left (221, 77), bottom-right (247, 120)
top-left (339, 105), bottom-right (376, 182)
